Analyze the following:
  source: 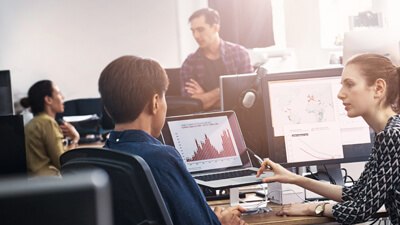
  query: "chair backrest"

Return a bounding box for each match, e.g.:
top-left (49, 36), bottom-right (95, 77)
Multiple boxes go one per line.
top-left (60, 148), bottom-right (173, 225)
top-left (57, 98), bottom-right (103, 137)
top-left (62, 98), bottom-right (103, 116)
top-left (165, 96), bottom-right (203, 116)
top-left (165, 68), bottom-right (181, 96)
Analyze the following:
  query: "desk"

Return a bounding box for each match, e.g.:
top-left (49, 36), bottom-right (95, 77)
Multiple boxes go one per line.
top-left (208, 198), bottom-right (337, 225)
top-left (78, 142), bottom-right (336, 224)
top-left (76, 141), bottom-right (104, 148)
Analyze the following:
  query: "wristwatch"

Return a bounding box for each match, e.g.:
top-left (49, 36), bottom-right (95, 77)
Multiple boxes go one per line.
top-left (315, 202), bottom-right (328, 216)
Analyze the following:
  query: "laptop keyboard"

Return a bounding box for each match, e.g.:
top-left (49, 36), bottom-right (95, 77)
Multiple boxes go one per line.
top-left (194, 170), bottom-right (257, 181)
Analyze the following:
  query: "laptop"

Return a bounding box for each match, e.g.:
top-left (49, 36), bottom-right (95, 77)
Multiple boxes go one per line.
top-left (161, 110), bottom-right (272, 189)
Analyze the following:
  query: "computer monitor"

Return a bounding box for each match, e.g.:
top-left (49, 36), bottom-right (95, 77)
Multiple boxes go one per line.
top-left (220, 72), bottom-right (269, 159)
top-left (342, 28), bottom-right (400, 65)
top-left (0, 115), bottom-right (27, 177)
top-left (0, 170), bottom-right (113, 225)
top-left (0, 70), bottom-right (14, 115)
top-left (261, 67), bottom-right (374, 184)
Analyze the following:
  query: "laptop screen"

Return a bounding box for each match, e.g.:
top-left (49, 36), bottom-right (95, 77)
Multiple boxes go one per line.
top-left (161, 111), bottom-right (251, 173)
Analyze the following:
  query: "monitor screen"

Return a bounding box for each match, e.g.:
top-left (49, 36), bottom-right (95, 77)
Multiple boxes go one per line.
top-left (342, 28), bottom-right (400, 65)
top-left (0, 170), bottom-right (112, 225)
top-left (261, 67), bottom-right (374, 168)
top-left (0, 70), bottom-right (14, 115)
top-left (161, 111), bottom-right (251, 173)
top-left (220, 72), bottom-right (269, 158)
top-left (0, 115), bottom-right (27, 177)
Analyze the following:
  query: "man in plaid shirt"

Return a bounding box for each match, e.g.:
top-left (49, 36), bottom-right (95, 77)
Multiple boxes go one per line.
top-left (180, 8), bottom-right (253, 110)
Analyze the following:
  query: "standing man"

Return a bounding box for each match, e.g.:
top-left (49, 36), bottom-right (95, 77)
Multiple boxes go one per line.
top-left (181, 8), bottom-right (253, 110)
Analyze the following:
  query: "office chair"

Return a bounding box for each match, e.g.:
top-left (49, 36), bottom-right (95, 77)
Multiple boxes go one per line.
top-left (165, 68), bottom-right (181, 96)
top-left (60, 148), bottom-right (173, 225)
top-left (166, 96), bottom-right (203, 116)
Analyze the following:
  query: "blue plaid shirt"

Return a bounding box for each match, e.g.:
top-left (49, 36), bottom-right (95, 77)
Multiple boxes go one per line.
top-left (180, 39), bottom-right (253, 96)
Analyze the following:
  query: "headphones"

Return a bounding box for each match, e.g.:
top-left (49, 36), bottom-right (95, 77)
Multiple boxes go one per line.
top-left (239, 66), bottom-right (268, 109)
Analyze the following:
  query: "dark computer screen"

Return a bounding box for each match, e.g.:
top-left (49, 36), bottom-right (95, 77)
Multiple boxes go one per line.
top-left (220, 72), bottom-right (269, 159)
top-left (261, 67), bottom-right (374, 169)
top-left (0, 115), bottom-right (27, 177)
top-left (0, 170), bottom-right (113, 225)
top-left (0, 70), bottom-right (14, 115)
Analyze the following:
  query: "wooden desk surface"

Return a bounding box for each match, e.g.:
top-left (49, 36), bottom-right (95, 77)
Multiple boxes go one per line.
top-left (208, 198), bottom-right (337, 225)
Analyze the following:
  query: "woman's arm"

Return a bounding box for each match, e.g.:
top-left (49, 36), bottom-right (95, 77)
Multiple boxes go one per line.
top-left (257, 158), bottom-right (343, 201)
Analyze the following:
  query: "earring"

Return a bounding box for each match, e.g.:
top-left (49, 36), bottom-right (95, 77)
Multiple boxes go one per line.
top-left (391, 104), bottom-right (399, 112)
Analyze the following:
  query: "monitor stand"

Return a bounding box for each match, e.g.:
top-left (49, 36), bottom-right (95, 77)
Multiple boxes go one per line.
top-left (308, 164), bottom-right (344, 186)
top-left (203, 187), bottom-right (246, 201)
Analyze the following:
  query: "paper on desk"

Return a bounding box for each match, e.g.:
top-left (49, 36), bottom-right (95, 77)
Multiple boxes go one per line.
top-left (283, 122), bottom-right (344, 163)
top-left (63, 114), bottom-right (99, 122)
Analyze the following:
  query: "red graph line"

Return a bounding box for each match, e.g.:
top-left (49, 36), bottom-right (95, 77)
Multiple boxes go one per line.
top-left (188, 129), bottom-right (236, 161)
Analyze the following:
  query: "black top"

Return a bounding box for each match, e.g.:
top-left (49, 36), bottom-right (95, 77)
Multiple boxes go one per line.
top-left (203, 57), bottom-right (227, 92)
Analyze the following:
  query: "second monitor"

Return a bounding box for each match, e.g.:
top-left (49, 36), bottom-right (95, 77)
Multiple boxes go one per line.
top-left (220, 72), bottom-right (268, 159)
top-left (261, 67), bottom-right (374, 184)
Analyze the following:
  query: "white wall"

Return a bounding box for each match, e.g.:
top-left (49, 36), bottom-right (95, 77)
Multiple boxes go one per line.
top-left (0, 0), bottom-right (206, 104)
top-left (283, 0), bottom-right (331, 69)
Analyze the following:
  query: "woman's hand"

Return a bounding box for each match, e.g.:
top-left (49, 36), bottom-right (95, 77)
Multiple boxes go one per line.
top-left (256, 158), bottom-right (300, 184)
top-left (59, 122), bottom-right (80, 144)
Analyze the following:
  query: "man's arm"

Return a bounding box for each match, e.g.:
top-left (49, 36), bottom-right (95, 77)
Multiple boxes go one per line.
top-left (180, 55), bottom-right (195, 97)
top-left (184, 79), bottom-right (220, 110)
top-left (192, 88), bottom-right (220, 110)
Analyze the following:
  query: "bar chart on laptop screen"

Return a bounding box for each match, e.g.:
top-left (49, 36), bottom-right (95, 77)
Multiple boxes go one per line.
top-left (167, 116), bottom-right (242, 172)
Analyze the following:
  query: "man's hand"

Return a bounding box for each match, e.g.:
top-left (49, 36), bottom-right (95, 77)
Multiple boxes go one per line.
top-left (185, 79), bottom-right (205, 95)
top-left (214, 205), bottom-right (248, 225)
top-left (185, 79), bottom-right (220, 110)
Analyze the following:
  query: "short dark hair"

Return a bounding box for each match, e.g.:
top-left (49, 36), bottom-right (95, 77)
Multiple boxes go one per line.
top-left (26, 80), bottom-right (53, 116)
top-left (189, 8), bottom-right (220, 26)
top-left (98, 55), bottom-right (168, 124)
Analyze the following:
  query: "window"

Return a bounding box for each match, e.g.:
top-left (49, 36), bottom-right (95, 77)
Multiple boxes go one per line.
top-left (319, 0), bottom-right (400, 49)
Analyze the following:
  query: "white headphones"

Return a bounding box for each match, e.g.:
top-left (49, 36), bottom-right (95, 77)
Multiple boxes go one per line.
top-left (239, 66), bottom-right (267, 109)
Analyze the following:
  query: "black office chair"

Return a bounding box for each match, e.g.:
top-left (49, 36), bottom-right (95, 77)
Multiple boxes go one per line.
top-left (165, 68), bottom-right (182, 96)
top-left (166, 96), bottom-right (203, 116)
top-left (60, 148), bottom-right (173, 225)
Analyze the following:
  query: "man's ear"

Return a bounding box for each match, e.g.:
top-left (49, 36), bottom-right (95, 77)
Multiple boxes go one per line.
top-left (374, 78), bottom-right (386, 98)
top-left (150, 94), bottom-right (160, 115)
